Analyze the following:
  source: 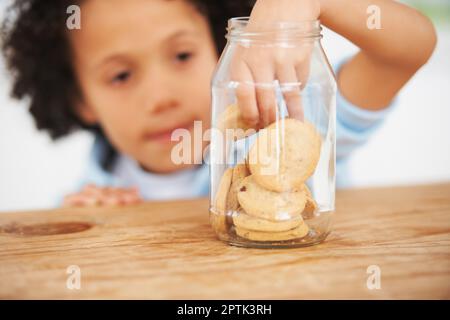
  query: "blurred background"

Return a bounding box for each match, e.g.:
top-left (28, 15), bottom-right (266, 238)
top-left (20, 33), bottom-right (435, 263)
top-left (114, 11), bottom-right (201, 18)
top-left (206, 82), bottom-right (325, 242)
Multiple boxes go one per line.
top-left (0, 0), bottom-right (449, 212)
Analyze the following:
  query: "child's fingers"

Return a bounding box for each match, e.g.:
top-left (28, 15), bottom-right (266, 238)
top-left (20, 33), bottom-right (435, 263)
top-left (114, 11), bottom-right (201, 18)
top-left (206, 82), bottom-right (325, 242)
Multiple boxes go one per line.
top-left (82, 184), bottom-right (104, 198)
top-left (241, 48), bottom-right (278, 127)
top-left (64, 185), bottom-right (142, 207)
top-left (82, 195), bottom-right (101, 206)
top-left (295, 60), bottom-right (311, 91)
top-left (126, 187), bottom-right (143, 204)
top-left (83, 183), bottom-right (97, 192)
top-left (231, 43), bottom-right (313, 127)
top-left (62, 193), bottom-right (99, 207)
top-left (102, 195), bottom-right (121, 206)
top-left (230, 52), bottom-right (260, 128)
top-left (276, 64), bottom-right (304, 121)
top-left (250, 65), bottom-right (278, 127)
top-left (62, 194), bottom-right (82, 207)
top-left (120, 188), bottom-right (142, 204)
top-left (99, 187), bottom-right (142, 206)
top-left (128, 186), bottom-right (140, 194)
top-left (121, 192), bottom-right (142, 204)
top-left (80, 184), bottom-right (108, 206)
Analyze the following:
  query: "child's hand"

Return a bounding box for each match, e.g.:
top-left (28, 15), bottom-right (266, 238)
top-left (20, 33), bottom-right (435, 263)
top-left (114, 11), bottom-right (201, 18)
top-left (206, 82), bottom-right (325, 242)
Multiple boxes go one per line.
top-left (231, 0), bottom-right (320, 128)
top-left (63, 184), bottom-right (142, 207)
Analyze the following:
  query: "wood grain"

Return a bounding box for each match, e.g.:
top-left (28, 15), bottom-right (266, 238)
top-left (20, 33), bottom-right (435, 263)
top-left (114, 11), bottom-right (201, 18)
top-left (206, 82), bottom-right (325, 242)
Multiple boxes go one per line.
top-left (0, 183), bottom-right (449, 299)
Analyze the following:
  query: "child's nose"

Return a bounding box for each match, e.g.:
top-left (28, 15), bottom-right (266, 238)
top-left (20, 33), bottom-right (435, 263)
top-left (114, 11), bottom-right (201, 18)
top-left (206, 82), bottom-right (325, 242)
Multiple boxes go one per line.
top-left (143, 72), bottom-right (180, 114)
top-left (146, 96), bottom-right (178, 114)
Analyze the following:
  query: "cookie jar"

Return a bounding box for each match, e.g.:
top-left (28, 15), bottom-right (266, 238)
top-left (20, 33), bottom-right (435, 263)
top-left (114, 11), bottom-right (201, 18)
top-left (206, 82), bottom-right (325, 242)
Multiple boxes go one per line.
top-left (209, 18), bottom-right (336, 248)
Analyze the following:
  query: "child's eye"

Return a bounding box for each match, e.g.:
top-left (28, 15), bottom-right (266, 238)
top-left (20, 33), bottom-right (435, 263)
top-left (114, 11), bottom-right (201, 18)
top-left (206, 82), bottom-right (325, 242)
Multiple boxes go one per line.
top-left (111, 71), bottom-right (131, 84)
top-left (176, 51), bottom-right (193, 63)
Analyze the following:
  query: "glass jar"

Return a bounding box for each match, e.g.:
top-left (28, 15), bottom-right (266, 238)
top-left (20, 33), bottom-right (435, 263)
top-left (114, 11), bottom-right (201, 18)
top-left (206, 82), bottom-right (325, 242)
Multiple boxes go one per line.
top-left (209, 17), bottom-right (336, 248)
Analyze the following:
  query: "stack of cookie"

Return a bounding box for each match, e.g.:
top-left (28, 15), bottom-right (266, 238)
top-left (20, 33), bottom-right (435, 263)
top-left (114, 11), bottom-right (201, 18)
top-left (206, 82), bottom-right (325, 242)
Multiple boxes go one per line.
top-left (212, 111), bottom-right (322, 242)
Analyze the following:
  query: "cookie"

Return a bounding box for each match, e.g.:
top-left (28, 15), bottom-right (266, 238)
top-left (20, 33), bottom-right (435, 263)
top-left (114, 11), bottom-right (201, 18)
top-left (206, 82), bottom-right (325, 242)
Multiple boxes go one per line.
top-left (235, 222), bottom-right (309, 242)
top-left (216, 104), bottom-right (258, 140)
top-left (248, 118), bottom-right (321, 192)
top-left (232, 208), bottom-right (303, 232)
top-left (301, 184), bottom-right (318, 219)
top-left (211, 168), bottom-right (233, 234)
top-left (237, 175), bottom-right (307, 221)
top-left (226, 164), bottom-right (250, 211)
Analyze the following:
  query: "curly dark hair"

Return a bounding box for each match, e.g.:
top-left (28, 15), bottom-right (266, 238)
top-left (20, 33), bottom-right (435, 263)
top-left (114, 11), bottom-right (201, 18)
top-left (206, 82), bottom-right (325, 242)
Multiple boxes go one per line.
top-left (1, 0), bottom-right (255, 139)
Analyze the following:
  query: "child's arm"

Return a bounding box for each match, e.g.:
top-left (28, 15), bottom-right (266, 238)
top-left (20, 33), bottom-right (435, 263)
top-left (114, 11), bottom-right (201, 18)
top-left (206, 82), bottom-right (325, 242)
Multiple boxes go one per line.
top-left (319, 0), bottom-right (437, 110)
top-left (236, 0), bottom-right (436, 124)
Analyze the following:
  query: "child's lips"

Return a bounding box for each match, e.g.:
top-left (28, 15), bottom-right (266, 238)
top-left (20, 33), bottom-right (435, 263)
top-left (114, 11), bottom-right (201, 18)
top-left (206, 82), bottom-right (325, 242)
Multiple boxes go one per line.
top-left (143, 121), bottom-right (194, 143)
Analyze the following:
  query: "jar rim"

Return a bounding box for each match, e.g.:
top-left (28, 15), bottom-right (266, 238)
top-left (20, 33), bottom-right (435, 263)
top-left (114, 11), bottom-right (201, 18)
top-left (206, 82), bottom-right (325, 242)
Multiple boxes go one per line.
top-left (227, 17), bottom-right (322, 40)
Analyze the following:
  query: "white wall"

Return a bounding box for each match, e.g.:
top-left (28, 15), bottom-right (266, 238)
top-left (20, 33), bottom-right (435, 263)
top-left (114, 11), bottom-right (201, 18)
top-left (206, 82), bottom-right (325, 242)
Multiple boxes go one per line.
top-left (0, 71), bottom-right (94, 212)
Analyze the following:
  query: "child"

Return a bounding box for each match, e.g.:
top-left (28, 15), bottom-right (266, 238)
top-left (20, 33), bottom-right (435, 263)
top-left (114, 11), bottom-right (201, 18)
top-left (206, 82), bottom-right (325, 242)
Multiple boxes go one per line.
top-left (1, 0), bottom-right (436, 206)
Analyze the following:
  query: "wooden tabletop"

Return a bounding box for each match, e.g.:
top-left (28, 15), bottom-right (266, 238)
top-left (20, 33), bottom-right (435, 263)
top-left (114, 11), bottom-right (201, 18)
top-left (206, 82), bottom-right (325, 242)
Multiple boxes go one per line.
top-left (0, 183), bottom-right (449, 299)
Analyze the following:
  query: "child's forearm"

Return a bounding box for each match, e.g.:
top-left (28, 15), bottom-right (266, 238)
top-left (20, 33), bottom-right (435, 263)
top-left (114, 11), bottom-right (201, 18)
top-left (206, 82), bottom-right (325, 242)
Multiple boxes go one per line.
top-left (319, 0), bottom-right (437, 110)
top-left (319, 0), bottom-right (436, 68)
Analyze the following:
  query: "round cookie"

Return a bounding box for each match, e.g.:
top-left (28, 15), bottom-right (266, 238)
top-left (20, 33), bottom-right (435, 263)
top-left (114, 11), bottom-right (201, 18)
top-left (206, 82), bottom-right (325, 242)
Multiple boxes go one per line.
top-left (248, 118), bottom-right (321, 192)
top-left (216, 104), bottom-right (258, 140)
top-left (232, 209), bottom-right (303, 232)
top-left (235, 222), bottom-right (309, 242)
top-left (226, 164), bottom-right (250, 211)
top-left (237, 175), bottom-right (307, 221)
top-left (302, 184), bottom-right (312, 198)
top-left (301, 184), bottom-right (318, 219)
top-left (211, 168), bottom-right (233, 234)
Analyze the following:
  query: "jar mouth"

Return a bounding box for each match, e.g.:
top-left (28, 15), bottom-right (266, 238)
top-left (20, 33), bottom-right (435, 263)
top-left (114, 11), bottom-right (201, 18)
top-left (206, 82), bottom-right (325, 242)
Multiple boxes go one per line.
top-left (227, 17), bottom-right (321, 40)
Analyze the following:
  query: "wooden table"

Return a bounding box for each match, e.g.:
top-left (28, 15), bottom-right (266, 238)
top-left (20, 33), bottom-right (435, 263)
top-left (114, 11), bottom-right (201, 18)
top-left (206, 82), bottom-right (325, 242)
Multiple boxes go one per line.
top-left (1, 183), bottom-right (449, 299)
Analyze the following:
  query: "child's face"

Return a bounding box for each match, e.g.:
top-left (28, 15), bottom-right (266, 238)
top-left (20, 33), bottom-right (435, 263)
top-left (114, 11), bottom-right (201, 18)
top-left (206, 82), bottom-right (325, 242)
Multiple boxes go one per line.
top-left (70, 0), bottom-right (217, 173)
